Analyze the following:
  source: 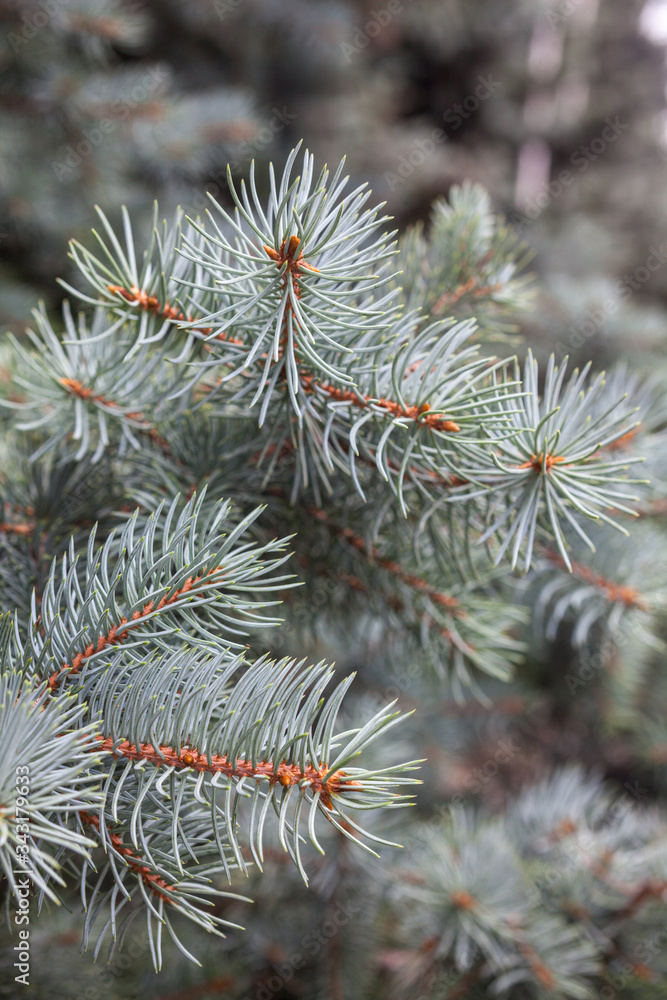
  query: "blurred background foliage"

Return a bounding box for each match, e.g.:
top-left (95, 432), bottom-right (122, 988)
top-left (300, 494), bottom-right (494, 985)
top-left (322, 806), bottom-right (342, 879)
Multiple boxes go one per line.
top-left (3, 1), bottom-right (667, 998)
top-left (2, 0), bottom-right (667, 362)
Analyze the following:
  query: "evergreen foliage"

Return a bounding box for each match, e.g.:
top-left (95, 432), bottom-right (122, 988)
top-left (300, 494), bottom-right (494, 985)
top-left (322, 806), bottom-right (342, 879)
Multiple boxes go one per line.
top-left (1, 142), bottom-right (667, 1000)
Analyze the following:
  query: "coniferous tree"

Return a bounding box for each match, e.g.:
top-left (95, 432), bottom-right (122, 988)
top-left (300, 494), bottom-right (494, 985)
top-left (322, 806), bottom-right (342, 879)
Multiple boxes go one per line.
top-left (1, 143), bottom-right (667, 1000)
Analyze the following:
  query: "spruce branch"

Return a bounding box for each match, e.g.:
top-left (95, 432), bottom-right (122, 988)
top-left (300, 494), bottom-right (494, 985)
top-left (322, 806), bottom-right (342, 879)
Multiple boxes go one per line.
top-left (59, 188), bottom-right (521, 510)
top-left (1, 134), bottom-right (662, 987)
top-left (58, 202), bottom-right (217, 346)
top-left (79, 646), bottom-right (418, 883)
top-left (176, 145), bottom-right (400, 415)
top-left (397, 781), bottom-right (618, 997)
top-left (298, 498), bottom-right (526, 692)
top-left (545, 550), bottom-right (649, 611)
top-left (0, 616), bottom-right (102, 905)
top-left (283, 317), bottom-right (523, 511)
top-left (526, 521), bottom-right (667, 651)
top-left (27, 491), bottom-right (294, 690)
top-left (79, 810), bottom-right (179, 904)
top-left (43, 150), bottom-right (644, 573)
top-left (461, 352), bottom-right (645, 570)
top-left (3, 302), bottom-right (184, 461)
top-left (75, 789), bottom-right (251, 969)
top-left (394, 180), bottom-right (535, 340)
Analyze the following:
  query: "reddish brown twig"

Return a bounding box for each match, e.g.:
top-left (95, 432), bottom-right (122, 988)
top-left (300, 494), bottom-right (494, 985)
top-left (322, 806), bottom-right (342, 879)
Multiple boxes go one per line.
top-left (450, 889), bottom-right (476, 909)
top-left (308, 506), bottom-right (462, 614)
top-left (0, 521), bottom-right (35, 536)
top-left (516, 938), bottom-right (556, 990)
top-left (605, 424), bottom-right (643, 452)
top-left (517, 452), bottom-right (566, 473)
top-left (301, 375), bottom-right (460, 433)
top-left (152, 974), bottom-right (237, 1000)
top-left (610, 879), bottom-right (667, 921)
top-left (47, 565), bottom-right (226, 691)
top-left (263, 236), bottom-right (317, 363)
top-left (516, 421), bottom-right (644, 475)
top-left (96, 738), bottom-right (361, 810)
top-left (432, 277), bottom-right (503, 315)
top-left (545, 551), bottom-right (649, 610)
top-left (107, 267), bottom-right (462, 436)
top-left (79, 811), bottom-right (177, 903)
top-left (58, 377), bottom-right (171, 451)
top-left (107, 284), bottom-right (245, 347)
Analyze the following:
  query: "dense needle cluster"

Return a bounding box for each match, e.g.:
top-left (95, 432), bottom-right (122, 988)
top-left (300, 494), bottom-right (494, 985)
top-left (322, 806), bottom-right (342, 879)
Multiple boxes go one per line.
top-left (1, 147), bottom-right (666, 998)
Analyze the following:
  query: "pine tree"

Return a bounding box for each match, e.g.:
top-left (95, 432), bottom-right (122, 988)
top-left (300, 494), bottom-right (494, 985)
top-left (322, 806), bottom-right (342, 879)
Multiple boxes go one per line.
top-left (1, 144), bottom-right (667, 1000)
